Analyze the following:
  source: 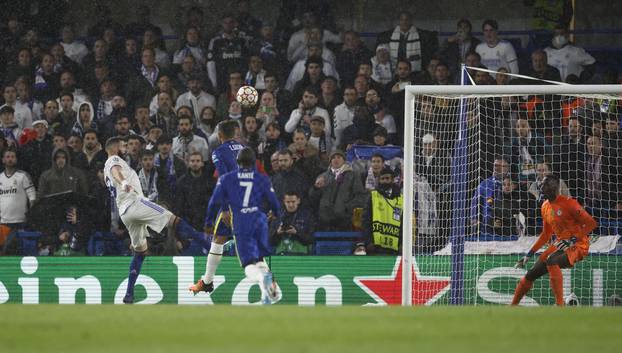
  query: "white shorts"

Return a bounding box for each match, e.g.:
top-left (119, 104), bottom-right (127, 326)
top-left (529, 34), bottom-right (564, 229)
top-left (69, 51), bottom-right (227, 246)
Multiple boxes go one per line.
top-left (120, 197), bottom-right (173, 252)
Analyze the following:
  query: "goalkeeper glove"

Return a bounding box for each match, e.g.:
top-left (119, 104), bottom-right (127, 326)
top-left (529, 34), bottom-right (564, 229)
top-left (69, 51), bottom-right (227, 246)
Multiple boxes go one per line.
top-left (554, 236), bottom-right (577, 252)
top-left (515, 251), bottom-right (534, 269)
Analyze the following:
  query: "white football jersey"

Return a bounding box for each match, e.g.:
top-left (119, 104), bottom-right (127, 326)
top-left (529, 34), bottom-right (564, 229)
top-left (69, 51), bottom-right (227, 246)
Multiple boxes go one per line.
top-left (104, 155), bottom-right (143, 215)
top-left (544, 45), bottom-right (595, 81)
top-left (476, 40), bottom-right (519, 75)
top-left (0, 170), bottom-right (36, 223)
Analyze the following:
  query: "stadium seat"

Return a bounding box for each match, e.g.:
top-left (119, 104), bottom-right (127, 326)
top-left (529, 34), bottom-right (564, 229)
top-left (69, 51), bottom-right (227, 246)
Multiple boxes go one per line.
top-left (16, 231), bottom-right (42, 256)
top-left (88, 232), bottom-right (125, 256)
top-left (313, 232), bottom-right (362, 255)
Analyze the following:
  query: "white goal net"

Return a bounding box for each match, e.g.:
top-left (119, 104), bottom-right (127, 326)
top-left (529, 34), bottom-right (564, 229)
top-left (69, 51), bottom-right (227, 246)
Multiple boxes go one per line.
top-left (402, 83), bottom-right (622, 306)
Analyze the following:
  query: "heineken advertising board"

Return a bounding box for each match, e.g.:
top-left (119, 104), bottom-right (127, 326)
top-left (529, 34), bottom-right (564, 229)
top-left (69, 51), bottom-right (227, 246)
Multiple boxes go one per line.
top-left (0, 256), bottom-right (618, 306)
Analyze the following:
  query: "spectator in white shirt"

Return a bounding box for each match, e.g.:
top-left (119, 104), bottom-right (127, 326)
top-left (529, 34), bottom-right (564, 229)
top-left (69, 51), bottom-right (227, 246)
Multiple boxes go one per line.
top-left (175, 75), bottom-right (216, 125)
top-left (60, 25), bottom-right (88, 64)
top-left (544, 25), bottom-right (596, 82)
top-left (1, 84), bottom-right (32, 129)
top-left (475, 19), bottom-right (519, 75)
top-left (333, 86), bottom-right (358, 148)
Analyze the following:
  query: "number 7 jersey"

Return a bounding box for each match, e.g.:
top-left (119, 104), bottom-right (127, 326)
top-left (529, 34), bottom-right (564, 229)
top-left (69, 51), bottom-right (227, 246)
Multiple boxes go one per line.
top-left (204, 168), bottom-right (280, 228)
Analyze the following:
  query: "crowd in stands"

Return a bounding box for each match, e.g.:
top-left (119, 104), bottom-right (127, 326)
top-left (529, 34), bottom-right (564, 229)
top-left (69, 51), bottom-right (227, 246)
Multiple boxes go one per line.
top-left (0, 1), bottom-right (620, 256)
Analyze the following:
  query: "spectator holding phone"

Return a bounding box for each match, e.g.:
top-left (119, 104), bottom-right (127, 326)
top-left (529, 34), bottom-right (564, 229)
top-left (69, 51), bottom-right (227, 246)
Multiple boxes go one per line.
top-left (269, 192), bottom-right (315, 255)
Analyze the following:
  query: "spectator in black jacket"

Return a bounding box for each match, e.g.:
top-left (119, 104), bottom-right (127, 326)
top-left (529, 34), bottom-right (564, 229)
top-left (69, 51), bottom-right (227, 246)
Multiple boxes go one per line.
top-left (19, 119), bottom-right (53, 185)
top-left (269, 191), bottom-right (315, 255)
top-left (175, 152), bottom-right (214, 230)
top-left (271, 149), bottom-right (311, 204)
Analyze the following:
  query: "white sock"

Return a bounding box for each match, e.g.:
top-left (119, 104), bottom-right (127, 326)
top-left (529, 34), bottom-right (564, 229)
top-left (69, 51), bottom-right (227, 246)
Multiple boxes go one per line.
top-left (256, 261), bottom-right (270, 274)
top-left (244, 264), bottom-right (267, 298)
top-left (203, 243), bottom-right (224, 284)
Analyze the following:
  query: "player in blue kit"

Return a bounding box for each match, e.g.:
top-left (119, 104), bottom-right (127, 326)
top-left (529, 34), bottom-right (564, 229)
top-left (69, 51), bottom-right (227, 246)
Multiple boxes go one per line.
top-left (192, 147), bottom-right (282, 304)
top-left (190, 120), bottom-right (244, 294)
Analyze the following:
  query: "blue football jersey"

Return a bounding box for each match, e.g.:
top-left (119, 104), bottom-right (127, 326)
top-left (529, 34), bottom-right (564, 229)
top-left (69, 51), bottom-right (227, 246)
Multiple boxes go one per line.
top-left (205, 168), bottom-right (280, 228)
top-left (212, 140), bottom-right (245, 177)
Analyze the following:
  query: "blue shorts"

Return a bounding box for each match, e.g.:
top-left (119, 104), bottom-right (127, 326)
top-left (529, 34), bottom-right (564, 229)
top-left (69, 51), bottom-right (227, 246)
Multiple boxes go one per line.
top-left (213, 208), bottom-right (233, 237)
top-left (232, 212), bottom-right (271, 267)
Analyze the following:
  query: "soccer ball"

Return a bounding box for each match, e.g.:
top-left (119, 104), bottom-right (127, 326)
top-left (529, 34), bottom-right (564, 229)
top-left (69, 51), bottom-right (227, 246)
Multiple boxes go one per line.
top-left (236, 85), bottom-right (259, 108)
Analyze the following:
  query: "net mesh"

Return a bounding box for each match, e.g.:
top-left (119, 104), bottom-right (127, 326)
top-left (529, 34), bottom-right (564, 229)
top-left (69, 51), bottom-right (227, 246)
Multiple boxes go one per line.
top-left (410, 89), bottom-right (622, 306)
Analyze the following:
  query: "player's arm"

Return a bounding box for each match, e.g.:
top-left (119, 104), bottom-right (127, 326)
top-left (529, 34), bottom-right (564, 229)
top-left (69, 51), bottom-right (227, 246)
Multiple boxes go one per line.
top-left (110, 165), bottom-right (131, 193)
top-left (569, 200), bottom-right (598, 236)
top-left (516, 209), bottom-right (553, 268)
top-left (212, 151), bottom-right (225, 177)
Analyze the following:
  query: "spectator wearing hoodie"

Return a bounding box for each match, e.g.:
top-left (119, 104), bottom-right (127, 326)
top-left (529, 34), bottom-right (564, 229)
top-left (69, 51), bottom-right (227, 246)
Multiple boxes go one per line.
top-left (37, 147), bottom-right (89, 198)
top-left (71, 102), bottom-right (97, 138)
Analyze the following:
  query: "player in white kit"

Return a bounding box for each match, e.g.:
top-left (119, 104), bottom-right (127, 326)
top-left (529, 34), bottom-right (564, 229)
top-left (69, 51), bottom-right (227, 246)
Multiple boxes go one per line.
top-left (104, 137), bottom-right (203, 304)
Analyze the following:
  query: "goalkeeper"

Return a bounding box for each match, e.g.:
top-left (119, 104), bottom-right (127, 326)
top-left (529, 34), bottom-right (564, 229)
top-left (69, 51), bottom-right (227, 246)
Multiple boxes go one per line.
top-left (512, 175), bottom-right (597, 306)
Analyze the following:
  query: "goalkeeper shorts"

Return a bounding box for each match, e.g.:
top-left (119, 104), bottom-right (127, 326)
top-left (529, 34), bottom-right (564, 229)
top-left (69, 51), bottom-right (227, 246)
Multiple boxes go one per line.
top-left (539, 242), bottom-right (589, 266)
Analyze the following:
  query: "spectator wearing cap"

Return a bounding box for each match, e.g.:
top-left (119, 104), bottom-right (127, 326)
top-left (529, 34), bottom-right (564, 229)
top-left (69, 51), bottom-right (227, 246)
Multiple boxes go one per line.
top-left (308, 115), bottom-right (332, 162)
top-left (336, 30), bottom-right (374, 85)
top-left (2, 84), bottom-right (33, 129)
top-left (38, 147), bottom-right (89, 199)
top-left (154, 134), bottom-right (186, 205)
top-left (71, 102), bottom-right (97, 138)
top-left (360, 166), bottom-right (402, 255)
top-left (175, 75), bottom-right (216, 125)
top-left (371, 44), bottom-right (394, 85)
top-left (285, 46), bottom-right (340, 93)
top-left (309, 150), bottom-right (367, 231)
top-left (19, 119), bottom-right (53, 185)
top-left (0, 106), bottom-right (23, 147)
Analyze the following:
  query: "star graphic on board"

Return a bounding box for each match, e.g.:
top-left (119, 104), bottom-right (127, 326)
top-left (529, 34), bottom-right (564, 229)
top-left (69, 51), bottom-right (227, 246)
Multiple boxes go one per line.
top-left (354, 257), bottom-right (451, 305)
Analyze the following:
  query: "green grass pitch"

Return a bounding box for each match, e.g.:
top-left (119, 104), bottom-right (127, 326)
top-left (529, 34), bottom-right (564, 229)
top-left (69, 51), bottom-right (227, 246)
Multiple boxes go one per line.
top-left (0, 305), bottom-right (620, 353)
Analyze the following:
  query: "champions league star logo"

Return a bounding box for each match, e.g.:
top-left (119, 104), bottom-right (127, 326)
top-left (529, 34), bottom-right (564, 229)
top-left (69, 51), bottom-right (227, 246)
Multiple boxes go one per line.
top-left (354, 257), bottom-right (450, 305)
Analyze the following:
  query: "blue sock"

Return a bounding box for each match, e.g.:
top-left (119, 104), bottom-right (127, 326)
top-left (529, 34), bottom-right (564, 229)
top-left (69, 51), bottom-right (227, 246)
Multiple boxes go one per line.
top-left (175, 218), bottom-right (196, 237)
top-left (176, 219), bottom-right (209, 249)
top-left (126, 253), bottom-right (145, 296)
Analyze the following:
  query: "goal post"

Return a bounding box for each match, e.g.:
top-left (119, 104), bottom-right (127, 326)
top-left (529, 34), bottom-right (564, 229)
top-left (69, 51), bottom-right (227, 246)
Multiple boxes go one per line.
top-left (402, 84), bottom-right (622, 306)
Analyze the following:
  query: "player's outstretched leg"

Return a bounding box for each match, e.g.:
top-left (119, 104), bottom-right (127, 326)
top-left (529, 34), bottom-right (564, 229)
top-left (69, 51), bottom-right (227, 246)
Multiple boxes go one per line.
top-left (124, 251), bottom-right (146, 304)
top-left (511, 260), bottom-right (547, 306)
